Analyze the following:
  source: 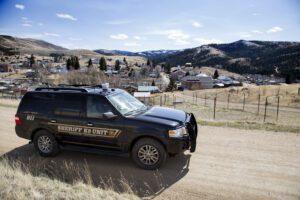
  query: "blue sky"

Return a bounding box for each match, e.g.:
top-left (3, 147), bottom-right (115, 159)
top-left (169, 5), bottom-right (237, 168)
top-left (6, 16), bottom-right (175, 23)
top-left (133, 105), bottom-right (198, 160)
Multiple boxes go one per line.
top-left (0, 0), bottom-right (299, 51)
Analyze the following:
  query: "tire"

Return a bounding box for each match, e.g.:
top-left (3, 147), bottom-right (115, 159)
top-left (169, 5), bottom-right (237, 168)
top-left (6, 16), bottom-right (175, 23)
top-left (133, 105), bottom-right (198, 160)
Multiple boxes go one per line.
top-left (132, 138), bottom-right (167, 170)
top-left (33, 130), bottom-right (59, 157)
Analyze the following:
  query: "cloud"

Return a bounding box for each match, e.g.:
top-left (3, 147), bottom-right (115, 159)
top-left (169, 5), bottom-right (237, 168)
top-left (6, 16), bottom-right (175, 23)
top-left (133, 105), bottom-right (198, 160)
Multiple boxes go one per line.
top-left (252, 13), bottom-right (260, 16)
top-left (237, 32), bottom-right (252, 38)
top-left (106, 20), bottom-right (133, 25)
top-left (56, 13), bottom-right (77, 21)
top-left (192, 21), bottom-right (202, 28)
top-left (110, 34), bottom-right (128, 40)
top-left (124, 42), bottom-right (141, 47)
top-left (151, 29), bottom-right (190, 45)
top-left (194, 38), bottom-right (222, 45)
top-left (15, 4), bottom-right (25, 10)
top-left (44, 32), bottom-right (60, 37)
top-left (133, 35), bottom-right (141, 40)
top-left (267, 26), bottom-right (283, 33)
top-left (251, 30), bottom-right (263, 34)
top-left (38, 23), bottom-right (44, 26)
top-left (22, 23), bottom-right (32, 27)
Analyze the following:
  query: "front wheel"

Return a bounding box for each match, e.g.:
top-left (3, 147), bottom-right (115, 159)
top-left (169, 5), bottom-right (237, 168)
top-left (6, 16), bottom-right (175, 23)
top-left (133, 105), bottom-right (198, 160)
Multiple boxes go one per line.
top-left (132, 138), bottom-right (167, 170)
top-left (33, 130), bottom-right (59, 157)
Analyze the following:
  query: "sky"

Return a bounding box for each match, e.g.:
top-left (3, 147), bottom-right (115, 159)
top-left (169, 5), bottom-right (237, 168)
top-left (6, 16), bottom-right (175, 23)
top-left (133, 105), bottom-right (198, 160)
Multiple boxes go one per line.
top-left (0, 0), bottom-right (299, 51)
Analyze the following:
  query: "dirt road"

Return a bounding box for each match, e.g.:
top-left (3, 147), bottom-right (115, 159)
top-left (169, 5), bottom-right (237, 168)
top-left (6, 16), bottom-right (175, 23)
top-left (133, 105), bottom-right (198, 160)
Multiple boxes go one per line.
top-left (0, 106), bottom-right (299, 200)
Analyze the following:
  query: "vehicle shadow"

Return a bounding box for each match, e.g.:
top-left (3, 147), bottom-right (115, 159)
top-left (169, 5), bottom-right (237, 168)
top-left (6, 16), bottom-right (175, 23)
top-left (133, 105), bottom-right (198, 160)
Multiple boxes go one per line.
top-left (1, 144), bottom-right (191, 199)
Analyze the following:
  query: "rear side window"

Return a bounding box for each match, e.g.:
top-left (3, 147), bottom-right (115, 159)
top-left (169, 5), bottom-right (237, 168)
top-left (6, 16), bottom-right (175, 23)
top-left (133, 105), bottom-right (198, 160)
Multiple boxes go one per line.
top-left (18, 92), bottom-right (58, 115)
top-left (54, 94), bottom-right (84, 117)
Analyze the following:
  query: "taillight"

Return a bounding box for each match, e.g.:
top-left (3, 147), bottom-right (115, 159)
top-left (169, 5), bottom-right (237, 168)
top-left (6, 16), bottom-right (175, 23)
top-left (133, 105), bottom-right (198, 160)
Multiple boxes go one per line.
top-left (15, 114), bottom-right (21, 124)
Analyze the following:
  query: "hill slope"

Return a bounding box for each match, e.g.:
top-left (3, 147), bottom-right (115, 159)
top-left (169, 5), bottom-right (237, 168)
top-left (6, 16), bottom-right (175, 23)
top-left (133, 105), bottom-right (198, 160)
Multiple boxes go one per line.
top-left (0, 35), bottom-right (67, 51)
top-left (158, 40), bottom-right (300, 77)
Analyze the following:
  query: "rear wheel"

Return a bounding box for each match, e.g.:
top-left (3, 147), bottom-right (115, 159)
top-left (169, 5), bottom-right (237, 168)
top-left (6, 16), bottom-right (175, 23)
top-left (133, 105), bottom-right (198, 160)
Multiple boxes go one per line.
top-left (33, 130), bottom-right (59, 157)
top-left (132, 138), bottom-right (166, 170)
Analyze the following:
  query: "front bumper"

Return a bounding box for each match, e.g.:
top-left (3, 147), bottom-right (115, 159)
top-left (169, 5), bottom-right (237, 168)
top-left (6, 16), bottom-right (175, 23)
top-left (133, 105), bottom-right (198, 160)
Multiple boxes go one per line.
top-left (166, 113), bottom-right (198, 154)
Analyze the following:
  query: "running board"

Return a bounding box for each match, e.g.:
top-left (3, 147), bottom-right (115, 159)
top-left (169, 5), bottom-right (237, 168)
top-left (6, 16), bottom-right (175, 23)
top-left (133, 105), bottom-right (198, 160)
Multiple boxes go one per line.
top-left (59, 143), bottom-right (129, 158)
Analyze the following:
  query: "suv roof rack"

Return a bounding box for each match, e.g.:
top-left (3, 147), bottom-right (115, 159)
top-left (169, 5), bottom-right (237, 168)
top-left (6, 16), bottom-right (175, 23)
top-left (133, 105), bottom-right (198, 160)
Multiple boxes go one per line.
top-left (35, 87), bottom-right (88, 92)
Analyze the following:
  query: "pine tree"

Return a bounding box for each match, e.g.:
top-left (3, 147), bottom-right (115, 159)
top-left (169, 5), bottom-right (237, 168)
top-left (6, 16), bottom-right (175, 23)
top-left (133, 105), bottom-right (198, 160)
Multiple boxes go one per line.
top-left (29, 54), bottom-right (35, 67)
top-left (151, 79), bottom-right (155, 86)
top-left (74, 56), bottom-right (80, 70)
top-left (213, 69), bottom-right (219, 79)
top-left (166, 78), bottom-right (176, 92)
top-left (165, 63), bottom-right (171, 74)
top-left (66, 58), bottom-right (71, 70)
top-left (115, 59), bottom-right (120, 71)
top-left (123, 57), bottom-right (127, 64)
top-left (147, 59), bottom-right (151, 66)
top-left (99, 57), bottom-right (107, 71)
top-left (88, 58), bottom-right (93, 68)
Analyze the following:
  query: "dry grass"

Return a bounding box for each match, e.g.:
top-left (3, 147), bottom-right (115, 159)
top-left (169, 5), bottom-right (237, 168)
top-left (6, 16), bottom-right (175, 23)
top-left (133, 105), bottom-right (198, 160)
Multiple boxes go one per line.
top-left (0, 158), bottom-right (140, 200)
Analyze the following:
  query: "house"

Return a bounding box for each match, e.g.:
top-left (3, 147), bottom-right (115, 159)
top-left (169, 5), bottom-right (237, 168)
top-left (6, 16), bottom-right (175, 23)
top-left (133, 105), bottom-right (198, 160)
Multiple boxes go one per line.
top-left (0, 63), bottom-right (14, 73)
top-left (170, 69), bottom-right (186, 81)
top-left (181, 74), bottom-right (214, 90)
top-left (138, 86), bottom-right (160, 93)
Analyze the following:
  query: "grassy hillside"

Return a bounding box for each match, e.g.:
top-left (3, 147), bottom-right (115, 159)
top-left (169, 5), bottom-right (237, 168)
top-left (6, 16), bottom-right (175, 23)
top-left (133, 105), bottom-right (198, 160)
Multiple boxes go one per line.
top-left (0, 158), bottom-right (139, 200)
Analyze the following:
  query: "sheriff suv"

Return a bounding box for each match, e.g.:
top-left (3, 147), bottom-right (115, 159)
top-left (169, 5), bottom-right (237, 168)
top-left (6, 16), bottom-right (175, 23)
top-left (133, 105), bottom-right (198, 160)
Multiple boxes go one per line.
top-left (15, 85), bottom-right (197, 169)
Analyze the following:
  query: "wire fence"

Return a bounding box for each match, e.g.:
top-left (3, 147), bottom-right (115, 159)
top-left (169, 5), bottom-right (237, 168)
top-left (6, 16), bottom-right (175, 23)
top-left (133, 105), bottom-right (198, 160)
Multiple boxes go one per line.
top-left (147, 91), bottom-right (300, 128)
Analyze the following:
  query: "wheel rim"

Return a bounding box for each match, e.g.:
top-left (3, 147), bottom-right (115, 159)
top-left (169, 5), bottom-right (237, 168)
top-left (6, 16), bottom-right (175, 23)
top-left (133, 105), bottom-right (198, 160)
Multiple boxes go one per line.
top-left (37, 135), bottom-right (52, 153)
top-left (138, 145), bottom-right (159, 165)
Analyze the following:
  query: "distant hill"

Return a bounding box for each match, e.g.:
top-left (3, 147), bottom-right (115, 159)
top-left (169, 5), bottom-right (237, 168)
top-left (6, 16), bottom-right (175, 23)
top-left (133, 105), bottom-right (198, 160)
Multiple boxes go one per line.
top-left (157, 40), bottom-right (300, 78)
top-left (0, 35), bottom-right (67, 52)
top-left (94, 49), bottom-right (181, 59)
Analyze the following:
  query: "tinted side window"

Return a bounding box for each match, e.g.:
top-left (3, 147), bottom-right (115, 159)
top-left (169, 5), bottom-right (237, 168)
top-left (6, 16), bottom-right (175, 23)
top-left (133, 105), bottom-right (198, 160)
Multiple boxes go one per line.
top-left (54, 94), bottom-right (84, 117)
top-left (18, 92), bottom-right (58, 115)
top-left (86, 96), bottom-right (114, 118)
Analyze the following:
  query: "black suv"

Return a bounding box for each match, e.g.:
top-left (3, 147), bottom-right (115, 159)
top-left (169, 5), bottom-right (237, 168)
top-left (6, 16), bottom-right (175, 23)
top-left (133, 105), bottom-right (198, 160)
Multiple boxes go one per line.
top-left (15, 86), bottom-right (197, 169)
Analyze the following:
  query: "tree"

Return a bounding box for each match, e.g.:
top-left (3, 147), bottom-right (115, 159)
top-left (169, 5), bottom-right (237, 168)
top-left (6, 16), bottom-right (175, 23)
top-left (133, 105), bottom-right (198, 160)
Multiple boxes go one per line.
top-left (29, 54), bottom-right (35, 67)
top-left (147, 59), bottom-right (151, 66)
top-left (165, 63), bottom-right (171, 74)
top-left (99, 57), bottom-right (107, 71)
top-left (123, 57), bottom-right (127, 65)
top-left (66, 58), bottom-right (71, 70)
top-left (73, 56), bottom-right (80, 70)
top-left (213, 69), bottom-right (219, 79)
top-left (166, 78), bottom-right (176, 92)
top-left (115, 59), bottom-right (120, 71)
top-left (151, 79), bottom-right (156, 86)
top-left (88, 58), bottom-right (93, 68)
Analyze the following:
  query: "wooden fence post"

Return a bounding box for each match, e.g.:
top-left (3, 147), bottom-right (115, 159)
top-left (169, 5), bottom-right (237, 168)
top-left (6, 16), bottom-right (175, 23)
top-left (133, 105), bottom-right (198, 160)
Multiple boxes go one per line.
top-left (204, 93), bottom-right (207, 107)
top-left (257, 94), bottom-right (261, 115)
top-left (243, 93), bottom-right (246, 111)
top-left (227, 94), bottom-right (230, 109)
top-left (276, 96), bottom-right (280, 121)
top-left (196, 93), bottom-right (198, 104)
top-left (264, 97), bottom-right (268, 122)
top-left (213, 97), bottom-right (217, 120)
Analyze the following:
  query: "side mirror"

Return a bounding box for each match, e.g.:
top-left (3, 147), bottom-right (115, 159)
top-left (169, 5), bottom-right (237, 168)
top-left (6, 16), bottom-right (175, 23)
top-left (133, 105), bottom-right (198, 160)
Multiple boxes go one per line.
top-left (103, 112), bottom-right (117, 119)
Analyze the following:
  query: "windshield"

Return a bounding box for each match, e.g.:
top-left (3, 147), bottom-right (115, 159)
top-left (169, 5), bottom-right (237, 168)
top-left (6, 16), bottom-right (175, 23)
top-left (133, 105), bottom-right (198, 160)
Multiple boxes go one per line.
top-left (107, 91), bottom-right (147, 116)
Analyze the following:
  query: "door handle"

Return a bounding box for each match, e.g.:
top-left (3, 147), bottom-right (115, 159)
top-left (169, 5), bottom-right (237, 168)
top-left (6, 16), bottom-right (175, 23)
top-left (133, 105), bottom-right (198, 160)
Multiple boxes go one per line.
top-left (87, 123), bottom-right (93, 127)
top-left (50, 119), bottom-right (57, 123)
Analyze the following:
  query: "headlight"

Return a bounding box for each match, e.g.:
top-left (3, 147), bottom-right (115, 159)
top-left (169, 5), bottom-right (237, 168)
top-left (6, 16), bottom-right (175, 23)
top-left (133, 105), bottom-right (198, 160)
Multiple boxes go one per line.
top-left (168, 127), bottom-right (187, 138)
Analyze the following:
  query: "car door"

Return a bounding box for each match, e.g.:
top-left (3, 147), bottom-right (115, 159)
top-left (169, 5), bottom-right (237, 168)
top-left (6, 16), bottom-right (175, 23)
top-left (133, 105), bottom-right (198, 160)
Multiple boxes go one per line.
top-left (50, 93), bottom-right (87, 143)
top-left (83, 95), bottom-right (124, 149)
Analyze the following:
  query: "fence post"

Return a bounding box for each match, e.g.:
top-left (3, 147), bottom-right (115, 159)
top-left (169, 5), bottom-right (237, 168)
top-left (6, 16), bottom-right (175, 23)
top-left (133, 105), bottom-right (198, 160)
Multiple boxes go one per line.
top-left (243, 93), bottom-right (246, 111)
top-left (164, 94), bottom-right (166, 105)
top-left (160, 95), bottom-right (162, 106)
top-left (213, 97), bottom-right (217, 120)
top-left (257, 94), bottom-right (261, 115)
top-left (174, 95), bottom-right (176, 108)
top-left (227, 94), bottom-right (230, 109)
top-left (196, 93), bottom-right (198, 104)
top-left (204, 93), bottom-right (207, 107)
top-left (276, 96), bottom-right (280, 121)
top-left (264, 97), bottom-right (268, 122)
